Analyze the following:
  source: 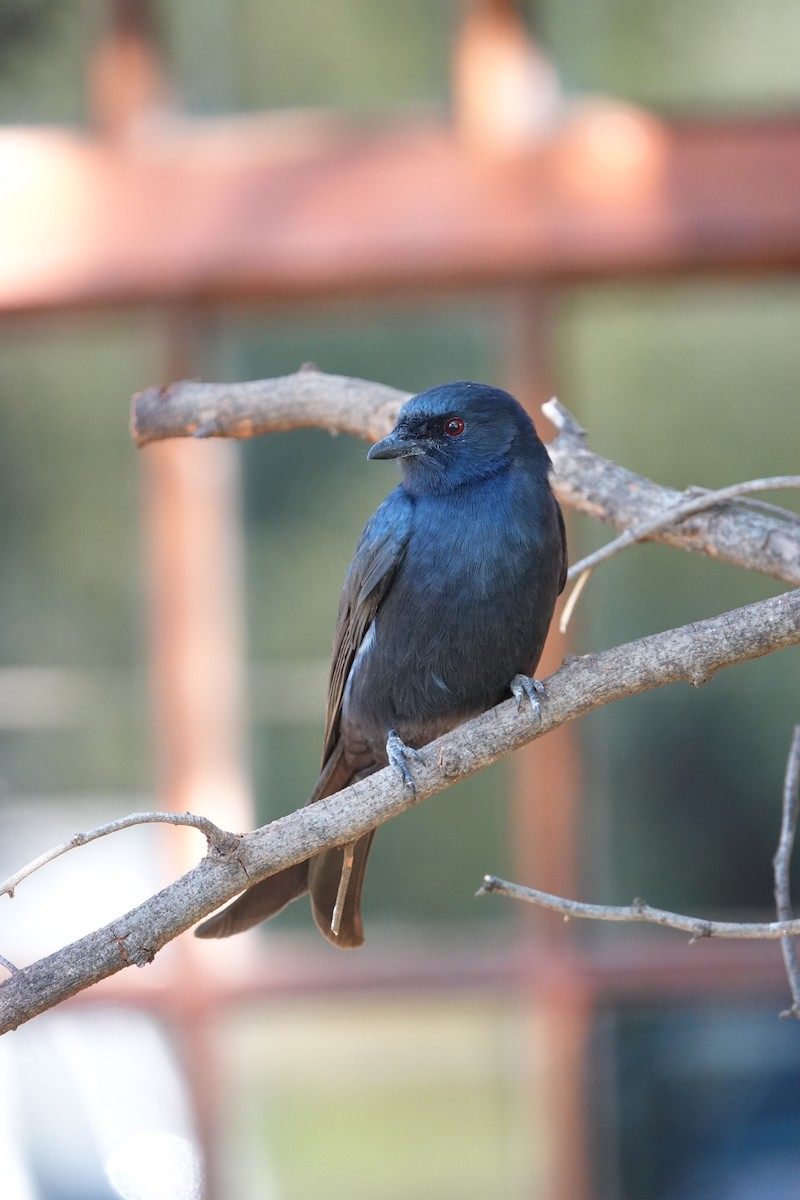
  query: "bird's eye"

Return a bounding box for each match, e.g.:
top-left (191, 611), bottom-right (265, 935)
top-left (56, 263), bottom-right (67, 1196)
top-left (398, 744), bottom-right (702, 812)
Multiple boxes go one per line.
top-left (444, 416), bottom-right (465, 437)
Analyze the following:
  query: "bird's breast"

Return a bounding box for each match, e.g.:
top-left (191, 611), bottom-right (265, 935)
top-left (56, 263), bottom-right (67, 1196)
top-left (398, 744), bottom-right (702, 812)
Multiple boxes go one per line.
top-left (342, 471), bottom-right (562, 755)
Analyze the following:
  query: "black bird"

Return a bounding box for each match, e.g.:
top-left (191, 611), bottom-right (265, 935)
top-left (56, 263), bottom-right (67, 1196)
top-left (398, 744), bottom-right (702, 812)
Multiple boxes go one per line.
top-left (196, 381), bottom-right (567, 947)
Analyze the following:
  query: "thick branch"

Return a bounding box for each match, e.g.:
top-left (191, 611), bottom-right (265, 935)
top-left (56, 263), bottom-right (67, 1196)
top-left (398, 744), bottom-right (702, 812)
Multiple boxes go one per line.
top-left (2, 589), bottom-right (798, 1033)
top-left (130, 371), bottom-right (800, 587)
top-left (565, 474), bottom-right (800, 583)
top-left (131, 370), bottom-right (407, 447)
top-left (545, 399), bottom-right (800, 587)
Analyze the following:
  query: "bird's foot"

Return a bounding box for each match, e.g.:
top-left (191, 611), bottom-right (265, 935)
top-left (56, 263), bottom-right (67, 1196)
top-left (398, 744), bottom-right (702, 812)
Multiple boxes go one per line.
top-left (386, 729), bottom-right (424, 794)
top-left (510, 673), bottom-right (546, 718)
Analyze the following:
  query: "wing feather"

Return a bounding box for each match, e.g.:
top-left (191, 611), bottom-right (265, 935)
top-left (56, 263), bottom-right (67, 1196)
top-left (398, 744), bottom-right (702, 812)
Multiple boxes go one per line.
top-left (556, 501), bottom-right (568, 594)
top-left (321, 488), bottom-right (414, 764)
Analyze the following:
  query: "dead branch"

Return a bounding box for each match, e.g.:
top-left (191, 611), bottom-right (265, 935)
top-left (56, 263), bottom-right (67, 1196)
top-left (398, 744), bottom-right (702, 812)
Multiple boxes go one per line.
top-left (131, 371), bottom-right (800, 588)
top-left (558, 468), bottom-right (800, 631)
top-left (1, 588), bottom-right (798, 1033)
top-left (477, 878), bottom-right (800, 941)
top-left (544, 397), bottom-right (800, 587)
top-left (0, 811), bottom-right (237, 901)
top-left (565, 474), bottom-right (800, 582)
top-left (1, 370), bottom-right (791, 1028)
top-left (482, 723), bottom-right (800, 1015)
top-left (131, 369), bottom-right (408, 447)
top-left (773, 725), bottom-right (800, 1018)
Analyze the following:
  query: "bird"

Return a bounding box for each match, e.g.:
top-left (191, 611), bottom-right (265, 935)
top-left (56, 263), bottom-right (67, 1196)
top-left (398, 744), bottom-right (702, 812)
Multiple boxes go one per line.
top-left (195, 381), bottom-right (567, 948)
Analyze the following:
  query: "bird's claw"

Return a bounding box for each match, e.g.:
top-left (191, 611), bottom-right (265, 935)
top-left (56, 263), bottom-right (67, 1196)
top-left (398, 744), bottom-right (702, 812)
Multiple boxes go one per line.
top-left (510, 673), bottom-right (546, 718)
top-left (386, 729), bottom-right (424, 794)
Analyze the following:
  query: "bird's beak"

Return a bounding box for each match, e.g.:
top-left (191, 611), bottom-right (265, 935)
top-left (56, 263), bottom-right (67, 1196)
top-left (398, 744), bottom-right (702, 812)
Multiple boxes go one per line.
top-left (367, 429), bottom-right (425, 460)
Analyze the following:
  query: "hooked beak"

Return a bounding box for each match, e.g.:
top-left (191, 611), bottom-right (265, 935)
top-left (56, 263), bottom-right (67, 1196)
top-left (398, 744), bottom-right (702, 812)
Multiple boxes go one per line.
top-left (367, 429), bottom-right (425, 460)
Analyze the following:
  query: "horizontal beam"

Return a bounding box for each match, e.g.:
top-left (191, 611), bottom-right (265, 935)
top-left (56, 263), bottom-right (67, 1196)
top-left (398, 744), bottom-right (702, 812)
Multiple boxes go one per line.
top-left (3, 109), bottom-right (800, 315)
top-left (63, 934), bottom-right (790, 1018)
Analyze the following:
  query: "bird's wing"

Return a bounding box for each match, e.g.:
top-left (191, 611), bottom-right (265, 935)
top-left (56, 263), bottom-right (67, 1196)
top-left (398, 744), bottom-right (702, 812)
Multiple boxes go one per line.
top-left (556, 502), bottom-right (568, 594)
top-left (321, 487), bottom-right (414, 765)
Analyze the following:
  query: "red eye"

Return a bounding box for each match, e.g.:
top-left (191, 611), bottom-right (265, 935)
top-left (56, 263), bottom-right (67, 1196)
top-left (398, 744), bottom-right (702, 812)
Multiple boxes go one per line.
top-left (445, 416), bottom-right (465, 437)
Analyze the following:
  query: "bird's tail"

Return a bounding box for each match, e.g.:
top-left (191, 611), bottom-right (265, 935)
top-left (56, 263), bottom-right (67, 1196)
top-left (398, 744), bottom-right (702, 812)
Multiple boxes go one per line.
top-left (193, 859), bottom-right (310, 939)
top-left (307, 829), bottom-right (376, 948)
top-left (194, 743), bottom-right (376, 946)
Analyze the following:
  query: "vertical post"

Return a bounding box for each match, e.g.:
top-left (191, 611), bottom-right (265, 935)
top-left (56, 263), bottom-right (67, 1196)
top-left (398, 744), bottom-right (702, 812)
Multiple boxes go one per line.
top-left (87, 9), bottom-right (247, 1195)
top-left (452, 0), bottom-right (561, 153)
top-left (505, 287), bottom-right (592, 1200)
top-left (139, 312), bottom-right (252, 1200)
top-left (140, 316), bottom-right (251, 846)
top-left (140, 433), bottom-right (252, 856)
top-left (505, 290), bottom-right (583, 922)
top-left (87, 0), bottom-right (169, 139)
top-left (452, 4), bottom-right (587, 1191)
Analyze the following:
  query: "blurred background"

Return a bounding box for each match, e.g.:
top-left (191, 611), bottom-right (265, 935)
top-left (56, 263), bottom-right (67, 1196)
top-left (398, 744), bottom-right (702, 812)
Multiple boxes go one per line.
top-left (0, 1), bottom-right (799, 1197)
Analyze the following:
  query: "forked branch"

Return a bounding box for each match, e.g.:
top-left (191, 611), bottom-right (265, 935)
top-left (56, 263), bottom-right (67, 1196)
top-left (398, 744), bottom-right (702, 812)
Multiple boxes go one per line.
top-left (1, 588), bottom-right (798, 1033)
top-left (481, 724), bottom-right (800, 1017)
top-left (132, 370), bottom-right (800, 588)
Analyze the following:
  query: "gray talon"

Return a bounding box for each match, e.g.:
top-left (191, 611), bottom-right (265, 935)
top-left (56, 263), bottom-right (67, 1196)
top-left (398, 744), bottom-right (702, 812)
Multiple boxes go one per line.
top-left (386, 729), bottom-right (423, 793)
top-left (510, 673), bottom-right (546, 717)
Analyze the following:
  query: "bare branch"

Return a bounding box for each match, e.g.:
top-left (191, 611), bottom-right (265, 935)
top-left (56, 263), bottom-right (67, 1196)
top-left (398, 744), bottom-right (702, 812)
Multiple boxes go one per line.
top-left (6, 372), bottom-right (783, 1029)
top-left (688, 489), bottom-right (800, 528)
top-left (773, 725), bottom-right (800, 1018)
top-left (130, 368), bottom-right (408, 448)
top-left (478, 876), bottom-right (800, 940)
top-left (482, 723), bottom-right (800, 1015)
top-left (566, 475), bottom-right (800, 583)
top-left (0, 812), bottom-right (237, 901)
top-left (1, 588), bottom-right (798, 1034)
top-left (131, 374), bottom-right (800, 588)
top-left (543, 396), bottom-right (800, 588)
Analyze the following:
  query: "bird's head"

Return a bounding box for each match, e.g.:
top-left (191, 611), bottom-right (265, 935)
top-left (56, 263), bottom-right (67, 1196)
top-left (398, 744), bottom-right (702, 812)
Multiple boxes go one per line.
top-left (368, 381), bottom-right (549, 495)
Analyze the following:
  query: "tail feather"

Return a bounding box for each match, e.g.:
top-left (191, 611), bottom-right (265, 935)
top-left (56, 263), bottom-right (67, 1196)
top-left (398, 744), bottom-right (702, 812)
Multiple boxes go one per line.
top-left (194, 741), bottom-right (378, 945)
top-left (194, 860), bottom-right (309, 939)
top-left (307, 831), bottom-right (376, 949)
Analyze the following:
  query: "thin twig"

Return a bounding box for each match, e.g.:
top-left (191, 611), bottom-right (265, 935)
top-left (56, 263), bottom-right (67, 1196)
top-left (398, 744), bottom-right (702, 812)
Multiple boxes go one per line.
top-left (541, 396), bottom-right (585, 438)
top-left (478, 875), bottom-right (800, 940)
top-left (331, 842), bottom-right (356, 937)
top-left (0, 812), bottom-right (237, 901)
top-left (559, 567), bottom-right (590, 634)
top-left (687, 489), bottom-right (800, 527)
top-left (773, 725), bottom-right (800, 1018)
top-left (558, 474), bottom-right (800, 630)
top-left (541, 396), bottom-right (800, 589)
top-left (566, 474), bottom-right (800, 583)
top-left (0, 954), bottom-right (19, 977)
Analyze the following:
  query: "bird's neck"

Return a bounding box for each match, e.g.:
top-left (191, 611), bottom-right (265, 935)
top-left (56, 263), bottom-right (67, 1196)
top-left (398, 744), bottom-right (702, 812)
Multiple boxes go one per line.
top-left (399, 452), bottom-right (514, 498)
